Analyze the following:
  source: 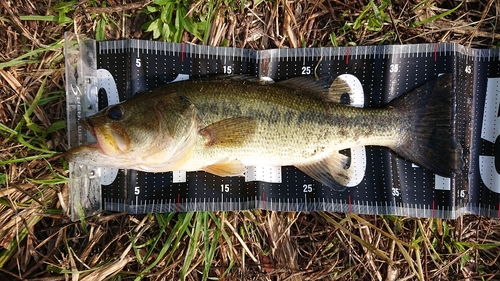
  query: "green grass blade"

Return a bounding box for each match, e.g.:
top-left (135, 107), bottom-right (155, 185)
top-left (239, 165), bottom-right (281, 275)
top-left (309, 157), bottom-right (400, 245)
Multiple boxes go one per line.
top-left (320, 212), bottom-right (394, 265)
top-left (28, 175), bottom-right (68, 185)
top-left (0, 153), bottom-right (55, 165)
top-left (134, 212), bottom-right (194, 281)
top-left (0, 215), bottom-right (42, 267)
top-left (6, 76), bottom-right (48, 142)
top-left (19, 15), bottom-right (72, 24)
top-left (0, 123), bottom-right (17, 135)
top-left (180, 212), bottom-right (204, 279)
top-left (134, 213), bottom-right (175, 264)
top-left (202, 0), bottom-right (214, 44)
top-left (353, 1), bottom-right (372, 30)
top-left (413, 2), bottom-right (463, 27)
top-left (0, 42), bottom-right (64, 68)
top-left (211, 212), bottom-right (236, 278)
top-left (202, 212), bottom-right (221, 281)
top-left (16, 134), bottom-right (56, 154)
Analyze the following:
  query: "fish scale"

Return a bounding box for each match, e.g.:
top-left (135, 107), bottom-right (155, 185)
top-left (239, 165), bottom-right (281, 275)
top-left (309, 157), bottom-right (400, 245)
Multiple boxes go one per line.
top-left (136, 78), bottom-right (401, 169)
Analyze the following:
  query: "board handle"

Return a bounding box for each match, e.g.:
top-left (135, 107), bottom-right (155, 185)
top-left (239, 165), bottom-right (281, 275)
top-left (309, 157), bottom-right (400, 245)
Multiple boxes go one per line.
top-left (64, 33), bottom-right (102, 221)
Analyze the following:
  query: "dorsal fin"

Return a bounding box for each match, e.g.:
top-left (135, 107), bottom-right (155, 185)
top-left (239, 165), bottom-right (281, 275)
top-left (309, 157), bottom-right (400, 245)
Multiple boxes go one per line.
top-left (217, 74), bottom-right (358, 104)
top-left (212, 75), bottom-right (274, 85)
top-left (277, 76), bottom-right (331, 95)
top-left (276, 75), bottom-right (357, 104)
top-left (327, 76), bottom-right (356, 104)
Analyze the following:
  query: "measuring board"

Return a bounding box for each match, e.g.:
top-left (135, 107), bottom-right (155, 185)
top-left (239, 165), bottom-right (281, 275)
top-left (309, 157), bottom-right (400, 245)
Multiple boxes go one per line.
top-left (64, 33), bottom-right (500, 221)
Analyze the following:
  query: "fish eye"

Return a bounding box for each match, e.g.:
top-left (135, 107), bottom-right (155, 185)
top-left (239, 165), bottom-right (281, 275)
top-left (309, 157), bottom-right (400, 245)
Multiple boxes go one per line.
top-left (107, 105), bottom-right (124, 120)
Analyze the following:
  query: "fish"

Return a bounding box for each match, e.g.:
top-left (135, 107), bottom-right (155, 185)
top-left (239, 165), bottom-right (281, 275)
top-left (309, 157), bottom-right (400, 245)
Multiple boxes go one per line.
top-left (65, 74), bottom-right (461, 189)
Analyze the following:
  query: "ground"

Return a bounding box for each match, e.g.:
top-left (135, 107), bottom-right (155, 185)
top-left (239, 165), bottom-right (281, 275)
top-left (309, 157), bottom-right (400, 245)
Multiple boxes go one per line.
top-left (0, 0), bottom-right (500, 280)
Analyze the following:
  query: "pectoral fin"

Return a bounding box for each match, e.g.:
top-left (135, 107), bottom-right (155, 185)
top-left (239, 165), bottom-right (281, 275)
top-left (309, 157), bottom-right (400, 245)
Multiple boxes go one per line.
top-left (204, 159), bottom-right (246, 177)
top-left (200, 117), bottom-right (257, 147)
top-left (296, 151), bottom-right (354, 191)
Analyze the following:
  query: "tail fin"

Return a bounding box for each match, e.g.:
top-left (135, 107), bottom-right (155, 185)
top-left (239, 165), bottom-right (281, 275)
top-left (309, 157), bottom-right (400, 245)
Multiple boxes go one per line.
top-left (389, 73), bottom-right (461, 177)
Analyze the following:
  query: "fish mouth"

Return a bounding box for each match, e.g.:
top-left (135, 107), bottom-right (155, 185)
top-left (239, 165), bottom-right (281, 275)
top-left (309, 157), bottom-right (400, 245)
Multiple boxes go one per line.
top-left (80, 118), bottom-right (96, 139)
top-left (79, 118), bottom-right (101, 149)
top-left (79, 118), bottom-right (130, 156)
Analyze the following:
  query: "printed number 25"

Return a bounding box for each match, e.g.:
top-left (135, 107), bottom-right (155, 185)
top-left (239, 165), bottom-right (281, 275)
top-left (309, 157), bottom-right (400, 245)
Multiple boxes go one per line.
top-left (302, 66), bottom-right (311, 75)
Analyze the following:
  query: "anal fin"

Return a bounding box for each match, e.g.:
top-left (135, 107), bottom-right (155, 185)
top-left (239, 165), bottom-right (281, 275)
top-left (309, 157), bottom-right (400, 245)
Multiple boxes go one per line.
top-left (296, 151), bottom-right (354, 191)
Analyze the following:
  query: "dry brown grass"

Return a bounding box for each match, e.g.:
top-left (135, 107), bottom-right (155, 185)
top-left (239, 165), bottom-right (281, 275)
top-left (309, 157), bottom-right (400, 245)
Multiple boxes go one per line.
top-left (1, 0), bottom-right (500, 280)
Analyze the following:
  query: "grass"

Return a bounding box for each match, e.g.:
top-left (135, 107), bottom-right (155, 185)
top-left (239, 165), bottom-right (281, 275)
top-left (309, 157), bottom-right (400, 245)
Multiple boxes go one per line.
top-left (1, 0), bottom-right (500, 280)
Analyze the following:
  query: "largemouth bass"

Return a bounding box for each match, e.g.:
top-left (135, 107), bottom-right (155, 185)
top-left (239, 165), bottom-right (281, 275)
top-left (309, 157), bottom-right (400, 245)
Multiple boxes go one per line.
top-left (65, 74), bottom-right (461, 188)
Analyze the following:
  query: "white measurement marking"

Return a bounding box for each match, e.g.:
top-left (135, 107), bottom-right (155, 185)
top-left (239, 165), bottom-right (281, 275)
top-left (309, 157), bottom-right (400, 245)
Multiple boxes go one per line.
top-left (480, 77), bottom-right (500, 193)
top-left (434, 176), bottom-right (451, 191)
top-left (172, 171), bottom-right (187, 183)
top-left (245, 166), bottom-right (282, 183)
top-left (171, 73), bottom-right (190, 83)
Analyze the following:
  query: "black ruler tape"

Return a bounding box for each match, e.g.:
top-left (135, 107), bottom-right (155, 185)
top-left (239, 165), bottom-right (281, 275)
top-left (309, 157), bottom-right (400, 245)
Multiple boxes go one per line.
top-left (93, 40), bottom-right (500, 218)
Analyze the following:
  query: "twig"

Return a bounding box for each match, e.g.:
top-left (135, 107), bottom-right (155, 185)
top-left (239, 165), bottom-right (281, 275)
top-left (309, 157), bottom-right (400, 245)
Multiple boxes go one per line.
top-left (388, 6), bottom-right (403, 45)
top-left (467, 0), bottom-right (495, 46)
top-left (84, 0), bottom-right (152, 14)
top-left (224, 220), bottom-right (259, 263)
